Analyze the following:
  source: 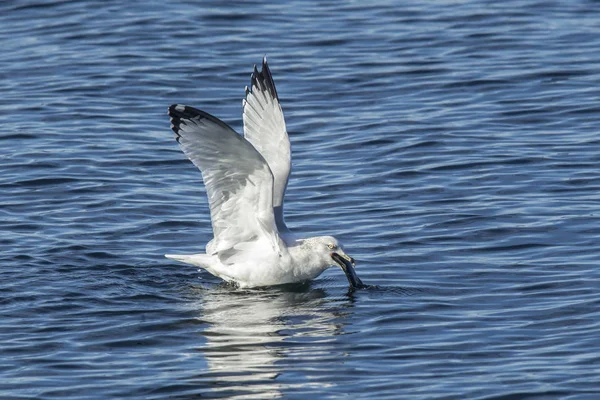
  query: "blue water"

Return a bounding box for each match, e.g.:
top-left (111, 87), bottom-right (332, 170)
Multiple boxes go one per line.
top-left (2, 1), bottom-right (600, 398)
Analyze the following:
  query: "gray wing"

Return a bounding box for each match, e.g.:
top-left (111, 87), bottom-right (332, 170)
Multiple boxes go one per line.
top-left (242, 57), bottom-right (291, 233)
top-left (168, 104), bottom-right (285, 262)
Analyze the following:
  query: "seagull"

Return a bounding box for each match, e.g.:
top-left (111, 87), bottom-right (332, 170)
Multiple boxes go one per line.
top-left (165, 57), bottom-right (364, 289)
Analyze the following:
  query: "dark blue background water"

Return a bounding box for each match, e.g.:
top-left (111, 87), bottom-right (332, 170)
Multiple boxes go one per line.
top-left (2, 1), bottom-right (600, 398)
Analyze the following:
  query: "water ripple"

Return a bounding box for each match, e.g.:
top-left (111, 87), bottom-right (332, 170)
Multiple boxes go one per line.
top-left (1, 0), bottom-right (600, 398)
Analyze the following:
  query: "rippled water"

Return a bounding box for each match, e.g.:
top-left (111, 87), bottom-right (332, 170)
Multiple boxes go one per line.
top-left (2, 1), bottom-right (600, 398)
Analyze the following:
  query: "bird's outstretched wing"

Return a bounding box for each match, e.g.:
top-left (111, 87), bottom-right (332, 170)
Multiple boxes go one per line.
top-left (168, 104), bottom-right (285, 263)
top-left (242, 57), bottom-right (291, 232)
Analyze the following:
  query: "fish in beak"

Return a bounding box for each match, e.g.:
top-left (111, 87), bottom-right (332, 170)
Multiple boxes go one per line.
top-left (331, 252), bottom-right (365, 289)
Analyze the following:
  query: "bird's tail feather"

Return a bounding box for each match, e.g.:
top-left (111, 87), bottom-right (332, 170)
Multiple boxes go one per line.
top-left (165, 253), bottom-right (212, 268)
top-left (165, 254), bottom-right (191, 263)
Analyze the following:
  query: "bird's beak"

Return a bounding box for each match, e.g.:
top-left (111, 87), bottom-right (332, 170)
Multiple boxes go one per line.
top-left (331, 252), bottom-right (365, 289)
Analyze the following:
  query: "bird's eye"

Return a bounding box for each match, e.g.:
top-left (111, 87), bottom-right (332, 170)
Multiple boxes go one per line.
top-left (327, 243), bottom-right (336, 250)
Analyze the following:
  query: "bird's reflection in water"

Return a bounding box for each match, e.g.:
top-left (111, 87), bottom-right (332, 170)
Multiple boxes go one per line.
top-left (185, 281), bottom-right (349, 398)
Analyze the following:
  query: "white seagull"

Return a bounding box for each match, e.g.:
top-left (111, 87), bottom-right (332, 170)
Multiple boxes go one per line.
top-left (165, 58), bottom-right (364, 289)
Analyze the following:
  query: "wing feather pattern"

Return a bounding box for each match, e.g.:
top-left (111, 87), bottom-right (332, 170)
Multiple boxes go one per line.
top-left (243, 57), bottom-right (291, 232)
top-left (168, 104), bottom-right (284, 263)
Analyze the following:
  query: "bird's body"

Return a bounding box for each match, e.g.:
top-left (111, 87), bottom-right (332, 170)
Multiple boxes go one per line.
top-left (168, 236), bottom-right (338, 287)
top-left (166, 58), bottom-right (363, 289)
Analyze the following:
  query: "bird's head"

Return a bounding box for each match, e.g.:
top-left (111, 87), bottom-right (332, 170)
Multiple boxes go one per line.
top-left (312, 236), bottom-right (364, 289)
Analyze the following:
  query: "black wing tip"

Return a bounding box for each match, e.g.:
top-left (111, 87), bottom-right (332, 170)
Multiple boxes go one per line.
top-left (168, 104), bottom-right (191, 141)
top-left (248, 56), bottom-right (279, 101)
top-left (167, 103), bottom-right (236, 140)
top-left (168, 104), bottom-right (207, 141)
top-left (168, 103), bottom-right (203, 119)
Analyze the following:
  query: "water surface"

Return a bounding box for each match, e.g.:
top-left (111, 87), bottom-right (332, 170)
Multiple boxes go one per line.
top-left (2, 1), bottom-right (600, 398)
